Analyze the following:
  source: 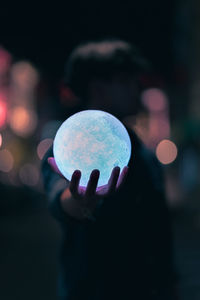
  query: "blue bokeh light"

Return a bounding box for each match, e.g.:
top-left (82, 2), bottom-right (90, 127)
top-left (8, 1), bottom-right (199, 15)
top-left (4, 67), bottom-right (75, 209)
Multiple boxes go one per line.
top-left (53, 110), bottom-right (131, 187)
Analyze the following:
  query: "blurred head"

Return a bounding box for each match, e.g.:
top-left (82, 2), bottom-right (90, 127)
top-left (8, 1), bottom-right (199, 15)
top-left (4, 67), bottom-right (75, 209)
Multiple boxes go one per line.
top-left (64, 39), bottom-right (149, 119)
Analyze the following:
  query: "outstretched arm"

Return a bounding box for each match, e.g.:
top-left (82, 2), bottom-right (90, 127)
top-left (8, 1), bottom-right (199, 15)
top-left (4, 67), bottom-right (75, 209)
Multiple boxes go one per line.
top-left (41, 145), bottom-right (128, 222)
top-left (48, 156), bottom-right (128, 221)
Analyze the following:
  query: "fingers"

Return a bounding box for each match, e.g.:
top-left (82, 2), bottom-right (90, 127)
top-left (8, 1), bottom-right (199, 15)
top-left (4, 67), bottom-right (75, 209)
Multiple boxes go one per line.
top-left (117, 166), bottom-right (129, 189)
top-left (69, 169), bottom-right (100, 215)
top-left (48, 157), bottom-right (65, 178)
top-left (85, 169), bottom-right (100, 198)
top-left (96, 166), bottom-right (129, 197)
top-left (107, 166), bottom-right (120, 195)
top-left (69, 170), bottom-right (81, 196)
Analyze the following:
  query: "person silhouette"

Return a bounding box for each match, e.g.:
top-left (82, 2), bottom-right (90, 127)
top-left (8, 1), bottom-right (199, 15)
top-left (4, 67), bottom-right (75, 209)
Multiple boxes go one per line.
top-left (42, 39), bottom-right (177, 300)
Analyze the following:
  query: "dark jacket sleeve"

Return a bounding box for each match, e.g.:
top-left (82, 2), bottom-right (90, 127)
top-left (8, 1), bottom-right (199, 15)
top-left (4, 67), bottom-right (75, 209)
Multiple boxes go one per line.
top-left (41, 145), bottom-right (73, 222)
top-left (41, 146), bottom-right (97, 225)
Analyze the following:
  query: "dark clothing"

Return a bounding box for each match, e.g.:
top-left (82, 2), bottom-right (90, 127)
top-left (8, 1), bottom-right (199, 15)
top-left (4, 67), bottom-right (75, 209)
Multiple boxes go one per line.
top-left (42, 129), bottom-right (175, 300)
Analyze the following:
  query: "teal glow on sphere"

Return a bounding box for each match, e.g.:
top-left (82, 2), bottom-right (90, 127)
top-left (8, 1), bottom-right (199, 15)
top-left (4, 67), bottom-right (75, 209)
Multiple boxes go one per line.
top-left (53, 110), bottom-right (131, 187)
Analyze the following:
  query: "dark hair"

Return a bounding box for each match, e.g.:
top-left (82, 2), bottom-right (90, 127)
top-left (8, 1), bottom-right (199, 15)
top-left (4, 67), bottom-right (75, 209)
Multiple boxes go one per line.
top-left (64, 39), bottom-right (149, 100)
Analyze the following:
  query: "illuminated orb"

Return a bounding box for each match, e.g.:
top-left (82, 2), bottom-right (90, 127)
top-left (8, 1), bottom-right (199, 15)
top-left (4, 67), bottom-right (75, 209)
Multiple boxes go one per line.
top-left (53, 110), bottom-right (131, 187)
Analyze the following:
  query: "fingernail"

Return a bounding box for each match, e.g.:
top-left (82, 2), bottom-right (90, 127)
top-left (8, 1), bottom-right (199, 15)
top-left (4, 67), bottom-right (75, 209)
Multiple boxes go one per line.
top-left (74, 170), bottom-right (81, 177)
top-left (93, 169), bottom-right (100, 176)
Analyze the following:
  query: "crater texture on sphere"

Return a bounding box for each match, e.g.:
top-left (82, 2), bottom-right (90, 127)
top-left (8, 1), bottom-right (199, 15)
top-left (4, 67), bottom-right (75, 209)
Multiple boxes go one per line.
top-left (53, 110), bottom-right (131, 187)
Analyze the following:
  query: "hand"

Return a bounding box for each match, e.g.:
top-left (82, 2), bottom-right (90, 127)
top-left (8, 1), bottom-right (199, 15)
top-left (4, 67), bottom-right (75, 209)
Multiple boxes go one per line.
top-left (48, 157), bottom-right (128, 220)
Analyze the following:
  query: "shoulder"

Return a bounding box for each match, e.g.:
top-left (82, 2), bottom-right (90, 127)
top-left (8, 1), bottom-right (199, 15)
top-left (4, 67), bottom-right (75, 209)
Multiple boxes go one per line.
top-left (127, 127), bottom-right (164, 192)
top-left (141, 145), bottom-right (164, 188)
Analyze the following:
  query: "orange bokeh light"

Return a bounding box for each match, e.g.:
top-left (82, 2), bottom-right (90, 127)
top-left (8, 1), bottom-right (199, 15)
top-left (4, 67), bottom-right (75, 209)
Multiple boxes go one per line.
top-left (156, 140), bottom-right (178, 165)
top-left (11, 61), bottom-right (39, 89)
top-left (9, 106), bottom-right (37, 137)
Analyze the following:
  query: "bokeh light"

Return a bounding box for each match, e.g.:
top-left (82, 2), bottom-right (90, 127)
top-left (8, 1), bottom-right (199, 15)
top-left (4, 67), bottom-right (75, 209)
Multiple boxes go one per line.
top-left (0, 47), bottom-right (11, 74)
top-left (141, 88), bottom-right (168, 112)
top-left (9, 106), bottom-right (37, 137)
top-left (19, 163), bottom-right (40, 186)
top-left (0, 134), bottom-right (2, 148)
top-left (0, 99), bottom-right (7, 128)
top-left (37, 138), bottom-right (53, 160)
top-left (148, 116), bottom-right (170, 149)
top-left (5, 137), bottom-right (27, 168)
top-left (156, 140), bottom-right (178, 165)
top-left (54, 110), bottom-right (131, 187)
top-left (11, 61), bottom-right (39, 90)
top-left (0, 149), bottom-right (14, 172)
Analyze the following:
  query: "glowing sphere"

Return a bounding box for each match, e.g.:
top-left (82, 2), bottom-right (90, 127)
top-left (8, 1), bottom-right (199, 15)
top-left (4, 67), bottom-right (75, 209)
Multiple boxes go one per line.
top-left (53, 110), bottom-right (131, 187)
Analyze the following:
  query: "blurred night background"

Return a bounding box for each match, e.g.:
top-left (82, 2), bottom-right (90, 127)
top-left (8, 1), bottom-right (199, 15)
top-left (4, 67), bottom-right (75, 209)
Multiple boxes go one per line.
top-left (0, 1), bottom-right (200, 299)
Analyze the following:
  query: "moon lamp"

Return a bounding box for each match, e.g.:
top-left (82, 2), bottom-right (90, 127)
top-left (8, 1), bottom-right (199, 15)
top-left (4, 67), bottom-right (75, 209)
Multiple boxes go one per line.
top-left (53, 110), bottom-right (131, 187)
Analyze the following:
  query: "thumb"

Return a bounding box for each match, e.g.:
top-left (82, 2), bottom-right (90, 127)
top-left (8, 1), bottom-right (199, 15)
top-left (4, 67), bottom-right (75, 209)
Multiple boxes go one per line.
top-left (48, 157), bottom-right (65, 178)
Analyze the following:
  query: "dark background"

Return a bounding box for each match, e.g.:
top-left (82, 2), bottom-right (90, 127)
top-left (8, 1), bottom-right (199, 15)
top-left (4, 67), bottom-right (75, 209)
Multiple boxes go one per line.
top-left (0, 1), bottom-right (200, 299)
top-left (0, 1), bottom-right (175, 80)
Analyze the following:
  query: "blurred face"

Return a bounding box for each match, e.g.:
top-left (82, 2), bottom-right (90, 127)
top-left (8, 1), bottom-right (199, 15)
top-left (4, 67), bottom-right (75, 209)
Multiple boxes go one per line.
top-left (88, 73), bottom-right (139, 120)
